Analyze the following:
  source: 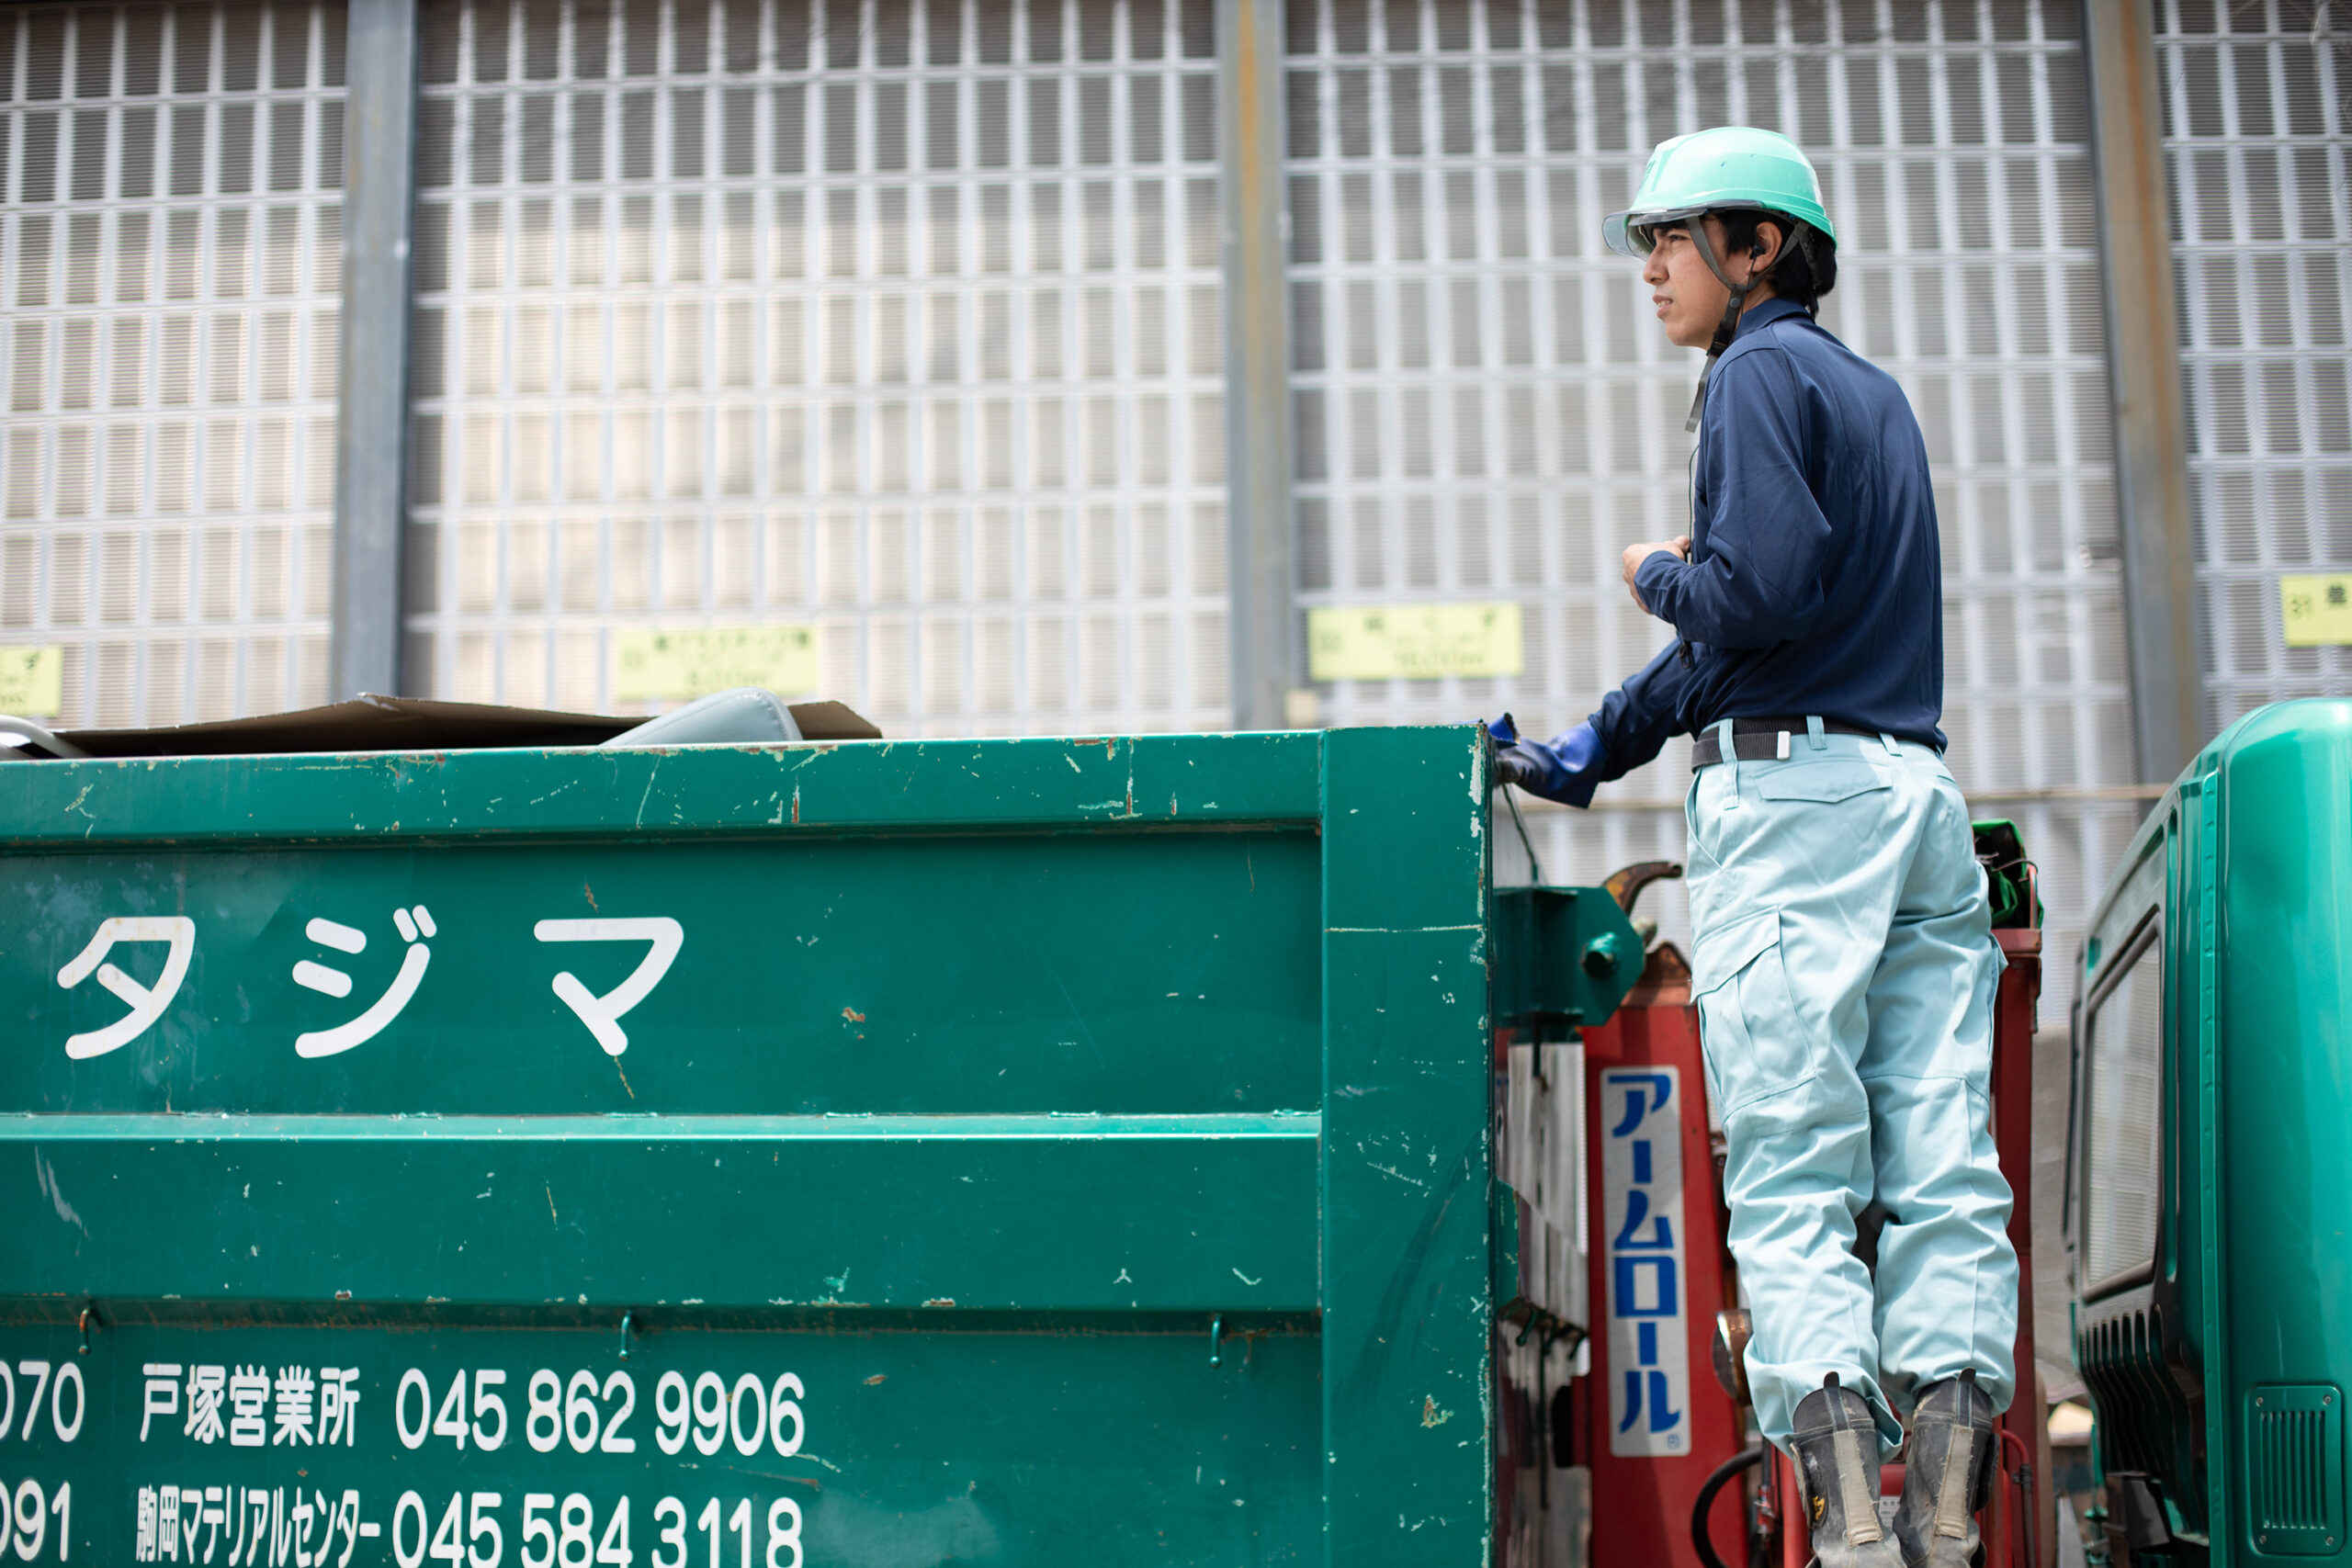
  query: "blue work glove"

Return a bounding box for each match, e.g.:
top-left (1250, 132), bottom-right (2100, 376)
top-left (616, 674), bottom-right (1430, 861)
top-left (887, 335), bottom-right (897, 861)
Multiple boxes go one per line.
top-left (1485, 714), bottom-right (1607, 808)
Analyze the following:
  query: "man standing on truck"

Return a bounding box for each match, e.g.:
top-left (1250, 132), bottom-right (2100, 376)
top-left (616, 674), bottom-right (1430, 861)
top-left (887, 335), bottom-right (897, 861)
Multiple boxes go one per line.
top-left (1486, 128), bottom-right (2016, 1568)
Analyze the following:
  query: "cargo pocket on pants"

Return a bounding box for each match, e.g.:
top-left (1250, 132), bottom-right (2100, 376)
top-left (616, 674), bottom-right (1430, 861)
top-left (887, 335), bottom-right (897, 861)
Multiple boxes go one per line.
top-left (1690, 906), bottom-right (1806, 1115)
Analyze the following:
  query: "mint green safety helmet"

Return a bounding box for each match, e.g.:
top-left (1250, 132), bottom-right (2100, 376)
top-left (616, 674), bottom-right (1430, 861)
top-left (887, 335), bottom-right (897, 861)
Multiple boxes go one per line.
top-left (1601, 126), bottom-right (1837, 257)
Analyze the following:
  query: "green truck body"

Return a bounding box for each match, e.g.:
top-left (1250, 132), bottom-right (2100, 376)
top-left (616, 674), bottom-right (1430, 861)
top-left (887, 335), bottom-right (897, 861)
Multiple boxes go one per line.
top-left (0, 725), bottom-right (1634, 1565)
top-left (2074, 698), bottom-right (2352, 1565)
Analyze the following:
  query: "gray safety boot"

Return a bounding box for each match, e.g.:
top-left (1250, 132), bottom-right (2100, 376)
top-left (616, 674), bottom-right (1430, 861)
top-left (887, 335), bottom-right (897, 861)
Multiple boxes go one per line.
top-left (1789, 1373), bottom-right (1901, 1568)
top-left (1892, 1370), bottom-right (1996, 1567)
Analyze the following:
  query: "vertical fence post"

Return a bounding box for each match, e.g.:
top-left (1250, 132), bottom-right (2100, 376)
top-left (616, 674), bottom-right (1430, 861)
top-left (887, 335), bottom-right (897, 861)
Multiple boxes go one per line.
top-left (1219, 0), bottom-right (1296, 731)
top-left (330, 0), bottom-right (421, 699)
top-left (2082, 0), bottom-right (2204, 782)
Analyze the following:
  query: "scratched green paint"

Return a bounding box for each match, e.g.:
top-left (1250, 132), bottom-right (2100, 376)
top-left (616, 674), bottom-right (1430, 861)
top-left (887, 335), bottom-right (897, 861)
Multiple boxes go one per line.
top-left (10, 1116), bottom-right (1325, 1312)
top-left (0, 728), bottom-right (1565, 1565)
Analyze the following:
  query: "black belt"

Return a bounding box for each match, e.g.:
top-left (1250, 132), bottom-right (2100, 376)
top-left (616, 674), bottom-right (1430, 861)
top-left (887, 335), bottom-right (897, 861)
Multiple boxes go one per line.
top-left (1690, 717), bottom-right (1930, 770)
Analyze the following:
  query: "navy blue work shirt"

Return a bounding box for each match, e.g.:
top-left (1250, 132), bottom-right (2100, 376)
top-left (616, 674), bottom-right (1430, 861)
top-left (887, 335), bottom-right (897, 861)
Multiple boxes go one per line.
top-left (1579, 297), bottom-right (1946, 785)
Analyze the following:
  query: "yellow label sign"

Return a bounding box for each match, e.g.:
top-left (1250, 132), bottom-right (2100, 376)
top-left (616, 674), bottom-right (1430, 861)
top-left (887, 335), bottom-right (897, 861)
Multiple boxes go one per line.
top-left (614, 626), bottom-right (820, 702)
top-left (1306, 604), bottom-right (1524, 681)
top-left (2282, 575), bottom-right (2352, 647)
top-left (0, 645), bottom-right (64, 717)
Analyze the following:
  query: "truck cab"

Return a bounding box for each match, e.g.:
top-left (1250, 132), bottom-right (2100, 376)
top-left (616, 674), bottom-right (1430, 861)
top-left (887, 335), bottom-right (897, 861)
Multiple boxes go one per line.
top-left (2070, 699), bottom-right (2352, 1565)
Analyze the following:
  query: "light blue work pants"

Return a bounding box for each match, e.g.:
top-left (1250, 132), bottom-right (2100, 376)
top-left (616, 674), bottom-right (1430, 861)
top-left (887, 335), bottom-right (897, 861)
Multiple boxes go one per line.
top-left (1683, 724), bottom-right (2018, 1454)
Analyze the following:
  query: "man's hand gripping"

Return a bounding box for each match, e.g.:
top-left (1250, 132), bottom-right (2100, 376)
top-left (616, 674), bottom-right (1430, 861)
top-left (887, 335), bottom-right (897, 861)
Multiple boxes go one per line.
top-left (1622, 535), bottom-right (1692, 615)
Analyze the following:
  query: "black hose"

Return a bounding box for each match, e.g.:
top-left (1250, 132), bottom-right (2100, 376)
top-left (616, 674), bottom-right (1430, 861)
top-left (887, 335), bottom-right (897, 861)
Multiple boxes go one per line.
top-left (1691, 1444), bottom-right (1767, 1568)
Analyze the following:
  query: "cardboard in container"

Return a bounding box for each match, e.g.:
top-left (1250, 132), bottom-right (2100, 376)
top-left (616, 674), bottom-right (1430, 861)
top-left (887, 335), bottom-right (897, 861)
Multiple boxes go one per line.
top-left (47, 694), bottom-right (882, 759)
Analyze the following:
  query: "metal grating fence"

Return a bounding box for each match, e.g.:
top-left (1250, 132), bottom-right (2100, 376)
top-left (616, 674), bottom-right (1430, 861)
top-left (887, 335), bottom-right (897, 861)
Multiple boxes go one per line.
top-left (404, 0), bottom-right (1229, 734)
top-left (2157, 0), bottom-right (2352, 733)
top-left (1285, 0), bottom-right (2144, 974)
top-left (0, 0), bottom-right (347, 726)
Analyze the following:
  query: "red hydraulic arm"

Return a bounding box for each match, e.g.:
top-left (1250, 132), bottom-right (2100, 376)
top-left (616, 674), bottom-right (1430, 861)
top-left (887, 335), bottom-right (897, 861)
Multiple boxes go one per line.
top-left (1577, 942), bottom-right (1749, 1568)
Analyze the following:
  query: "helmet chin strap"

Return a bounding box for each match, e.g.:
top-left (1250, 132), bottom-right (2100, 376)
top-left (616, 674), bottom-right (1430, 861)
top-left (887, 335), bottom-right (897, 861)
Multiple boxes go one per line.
top-left (1682, 217), bottom-right (1764, 433)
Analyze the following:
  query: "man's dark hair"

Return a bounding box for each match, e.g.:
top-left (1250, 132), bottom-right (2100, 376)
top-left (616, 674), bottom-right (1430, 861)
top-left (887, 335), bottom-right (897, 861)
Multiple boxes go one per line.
top-left (1717, 209), bottom-right (1838, 313)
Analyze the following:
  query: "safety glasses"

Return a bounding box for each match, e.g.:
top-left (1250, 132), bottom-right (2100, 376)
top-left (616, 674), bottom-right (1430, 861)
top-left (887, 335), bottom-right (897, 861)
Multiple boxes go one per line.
top-left (1600, 200), bottom-right (1777, 257)
top-left (1602, 205), bottom-right (1704, 257)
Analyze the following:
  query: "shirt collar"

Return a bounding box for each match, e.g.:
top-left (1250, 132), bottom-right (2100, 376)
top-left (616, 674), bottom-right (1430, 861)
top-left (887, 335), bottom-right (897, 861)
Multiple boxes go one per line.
top-left (1729, 295), bottom-right (1809, 347)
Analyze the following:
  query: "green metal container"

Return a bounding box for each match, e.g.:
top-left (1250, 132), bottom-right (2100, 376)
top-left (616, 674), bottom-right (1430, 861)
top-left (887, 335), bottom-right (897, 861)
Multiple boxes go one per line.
top-left (0, 725), bottom-right (1634, 1565)
top-left (2072, 699), bottom-right (2352, 1566)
